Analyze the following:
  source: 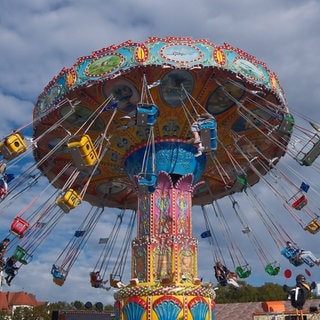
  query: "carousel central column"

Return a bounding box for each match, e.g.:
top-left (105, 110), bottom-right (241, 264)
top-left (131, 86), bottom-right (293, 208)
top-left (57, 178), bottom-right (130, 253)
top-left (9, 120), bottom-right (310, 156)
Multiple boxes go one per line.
top-left (136, 172), bottom-right (197, 285)
top-left (114, 172), bottom-right (216, 320)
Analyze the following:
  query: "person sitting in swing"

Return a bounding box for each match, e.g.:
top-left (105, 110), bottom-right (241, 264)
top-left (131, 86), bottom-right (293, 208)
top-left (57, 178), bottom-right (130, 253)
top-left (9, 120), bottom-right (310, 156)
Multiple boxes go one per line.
top-left (90, 271), bottom-right (108, 289)
top-left (4, 256), bottom-right (19, 286)
top-left (285, 241), bottom-right (320, 267)
top-left (214, 261), bottom-right (240, 288)
top-left (0, 238), bottom-right (10, 271)
top-left (189, 112), bottom-right (215, 157)
top-left (0, 175), bottom-right (8, 200)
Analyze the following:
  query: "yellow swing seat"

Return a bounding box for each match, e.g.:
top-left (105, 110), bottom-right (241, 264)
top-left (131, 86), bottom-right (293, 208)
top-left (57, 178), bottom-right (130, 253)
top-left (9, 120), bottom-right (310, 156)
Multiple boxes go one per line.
top-left (304, 218), bottom-right (320, 234)
top-left (0, 133), bottom-right (27, 160)
top-left (110, 274), bottom-right (125, 288)
top-left (67, 135), bottom-right (98, 169)
top-left (56, 189), bottom-right (82, 213)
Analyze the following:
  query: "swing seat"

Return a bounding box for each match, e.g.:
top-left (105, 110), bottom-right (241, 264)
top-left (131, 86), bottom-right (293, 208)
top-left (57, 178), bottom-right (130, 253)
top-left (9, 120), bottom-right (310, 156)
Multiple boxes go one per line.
top-left (301, 140), bottom-right (320, 166)
top-left (281, 246), bottom-right (299, 259)
top-left (288, 256), bottom-right (304, 267)
top-left (137, 174), bottom-right (157, 193)
top-left (228, 175), bottom-right (247, 193)
top-left (138, 174), bottom-right (157, 186)
top-left (304, 218), bottom-right (320, 234)
top-left (265, 262), bottom-right (280, 276)
top-left (51, 265), bottom-right (63, 278)
top-left (90, 271), bottom-right (104, 288)
top-left (10, 216), bottom-right (30, 238)
top-left (13, 245), bottom-right (32, 265)
top-left (53, 277), bottom-right (65, 286)
top-left (56, 189), bottom-right (82, 213)
top-left (67, 135), bottom-right (98, 169)
top-left (51, 264), bottom-right (66, 286)
top-left (235, 265), bottom-right (251, 279)
top-left (291, 195), bottom-right (308, 210)
top-left (296, 134), bottom-right (320, 166)
top-left (199, 118), bottom-right (217, 152)
top-left (136, 103), bottom-right (159, 126)
top-left (110, 274), bottom-right (125, 288)
top-left (0, 133), bottom-right (27, 160)
top-left (277, 114), bottom-right (295, 134)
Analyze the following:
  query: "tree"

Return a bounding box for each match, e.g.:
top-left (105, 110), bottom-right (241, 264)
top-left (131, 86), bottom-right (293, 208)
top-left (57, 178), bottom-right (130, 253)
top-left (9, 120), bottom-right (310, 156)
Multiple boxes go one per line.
top-left (0, 310), bottom-right (10, 320)
top-left (215, 282), bottom-right (288, 303)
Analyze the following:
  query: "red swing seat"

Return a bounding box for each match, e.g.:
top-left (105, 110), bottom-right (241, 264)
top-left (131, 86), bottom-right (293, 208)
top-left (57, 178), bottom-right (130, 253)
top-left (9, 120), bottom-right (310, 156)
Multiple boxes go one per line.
top-left (291, 195), bottom-right (308, 210)
top-left (10, 216), bottom-right (29, 238)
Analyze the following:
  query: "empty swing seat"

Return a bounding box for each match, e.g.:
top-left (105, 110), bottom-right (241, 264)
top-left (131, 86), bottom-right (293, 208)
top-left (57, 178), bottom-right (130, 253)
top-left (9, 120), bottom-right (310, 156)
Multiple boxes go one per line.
top-left (138, 174), bottom-right (157, 186)
top-left (296, 134), bottom-right (320, 166)
top-left (13, 245), bottom-right (32, 265)
top-left (235, 265), bottom-right (251, 279)
top-left (110, 274), bottom-right (124, 288)
top-left (10, 216), bottom-right (30, 238)
top-left (301, 140), bottom-right (320, 166)
top-left (0, 133), bottom-right (27, 160)
top-left (56, 189), bottom-right (82, 213)
top-left (136, 104), bottom-right (159, 126)
top-left (304, 218), bottom-right (320, 234)
top-left (277, 114), bottom-right (295, 134)
top-left (265, 262), bottom-right (280, 276)
top-left (67, 135), bottom-right (98, 169)
top-left (137, 174), bottom-right (157, 193)
top-left (291, 195), bottom-right (308, 210)
top-left (228, 175), bottom-right (247, 193)
top-left (199, 118), bottom-right (217, 152)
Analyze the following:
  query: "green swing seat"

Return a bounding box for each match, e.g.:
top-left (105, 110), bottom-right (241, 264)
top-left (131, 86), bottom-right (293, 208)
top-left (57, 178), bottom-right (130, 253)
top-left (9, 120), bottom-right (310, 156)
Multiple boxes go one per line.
top-left (265, 262), bottom-right (280, 276)
top-left (235, 265), bottom-right (252, 279)
top-left (13, 245), bottom-right (32, 265)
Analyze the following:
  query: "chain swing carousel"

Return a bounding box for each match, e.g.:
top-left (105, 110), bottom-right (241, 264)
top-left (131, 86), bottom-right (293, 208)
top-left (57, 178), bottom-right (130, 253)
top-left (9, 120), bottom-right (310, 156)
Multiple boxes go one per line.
top-left (2, 36), bottom-right (320, 320)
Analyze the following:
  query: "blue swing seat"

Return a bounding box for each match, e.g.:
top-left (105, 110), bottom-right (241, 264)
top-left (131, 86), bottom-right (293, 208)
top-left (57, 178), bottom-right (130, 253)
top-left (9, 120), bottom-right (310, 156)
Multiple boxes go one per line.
top-left (281, 246), bottom-right (304, 266)
top-left (281, 247), bottom-right (299, 259)
top-left (137, 174), bottom-right (157, 193)
top-left (136, 104), bottom-right (159, 126)
top-left (51, 264), bottom-right (66, 286)
top-left (51, 264), bottom-right (64, 279)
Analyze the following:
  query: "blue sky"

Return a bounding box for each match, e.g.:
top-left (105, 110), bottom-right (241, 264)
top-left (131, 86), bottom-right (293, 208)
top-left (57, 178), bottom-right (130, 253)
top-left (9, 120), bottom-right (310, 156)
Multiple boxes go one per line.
top-left (1, 0), bottom-right (320, 306)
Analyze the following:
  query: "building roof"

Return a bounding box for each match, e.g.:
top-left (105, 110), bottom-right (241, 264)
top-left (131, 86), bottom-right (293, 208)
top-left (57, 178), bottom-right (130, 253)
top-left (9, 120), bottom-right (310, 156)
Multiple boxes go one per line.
top-left (214, 299), bottom-right (320, 320)
top-left (0, 292), bottom-right (9, 311)
top-left (0, 291), bottom-right (45, 313)
top-left (55, 311), bottom-right (113, 320)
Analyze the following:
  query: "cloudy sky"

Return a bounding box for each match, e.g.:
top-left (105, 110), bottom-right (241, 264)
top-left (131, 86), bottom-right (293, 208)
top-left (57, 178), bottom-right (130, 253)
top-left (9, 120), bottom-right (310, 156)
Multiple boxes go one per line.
top-left (1, 0), bottom-right (320, 306)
